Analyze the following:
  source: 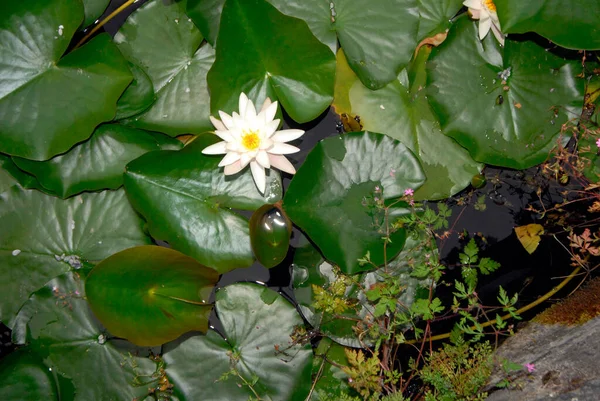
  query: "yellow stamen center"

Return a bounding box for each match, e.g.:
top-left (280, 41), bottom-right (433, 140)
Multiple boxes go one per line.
top-left (483, 0), bottom-right (496, 12)
top-left (241, 131), bottom-right (260, 151)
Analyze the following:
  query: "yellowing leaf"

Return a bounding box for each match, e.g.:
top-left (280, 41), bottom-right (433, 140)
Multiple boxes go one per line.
top-left (515, 224), bottom-right (544, 254)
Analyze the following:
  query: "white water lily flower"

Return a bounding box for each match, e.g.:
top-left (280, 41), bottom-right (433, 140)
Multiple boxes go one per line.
top-left (202, 93), bottom-right (304, 194)
top-left (463, 0), bottom-right (505, 46)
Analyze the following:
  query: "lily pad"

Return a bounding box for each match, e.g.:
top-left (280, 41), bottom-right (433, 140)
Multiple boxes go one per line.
top-left (309, 338), bottom-right (353, 400)
top-left (344, 46), bottom-right (482, 199)
top-left (0, 154), bottom-right (46, 194)
top-left (114, 63), bottom-right (156, 120)
top-left (283, 131), bottom-right (425, 274)
top-left (186, 0), bottom-right (224, 47)
top-left (0, 348), bottom-right (66, 401)
top-left (114, 0), bottom-right (215, 135)
top-left (0, 0), bottom-right (132, 160)
top-left (82, 0), bottom-right (110, 28)
top-left (163, 283), bottom-right (313, 401)
top-left (0, 188), bottom-right (151, 328)
top-left (194, 0), bottom-right (420, 90)
top-left (124, 133), bottom-right (282, 274)
top-left (207, 0), bottom-right (335, 123)
top-left (427, 16), bottom-right (584, 169)
top-left (496, 0), bottom-right (600, 50)
top-left (416, 0), bottom-right (463, 42)
top-left (13, 124), bottom-right (182, 198)
top-left (86, 246), bottom-right (219, 346)
top-left (11, 272), bottom-right (159, 401)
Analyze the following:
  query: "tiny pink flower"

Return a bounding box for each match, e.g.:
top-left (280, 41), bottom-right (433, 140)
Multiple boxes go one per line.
top-left (409, 199), bottom-right (415, 206)
top-left (596, 138), bottom-right (600, 149)
top-left (404, 188), bottom-right (414, 197)
top-left (524, 363), bottom-right (536, 373)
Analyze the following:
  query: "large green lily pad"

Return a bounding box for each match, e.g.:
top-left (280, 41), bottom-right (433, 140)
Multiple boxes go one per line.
top-left (114, 62), bottom-right (156, 120)
top-left (86, 246), bottom-right (219, 346)
top-left (124, 133), bottom-right (282, 274)
top-left (163, 283), bottom-right (313, 401)
top-left (192, 0), bottom-right (420, 90)
top-left (344, 46), bottom-right (482, 199)
top-left (0, 188), bottom-right (151, 328)
top-left (115, 0), bottom-right (215, 135)
top-left (496, 0), bottom-right (600, 50)
top-left (284, 131), bottom-right (425, 274)
top-left (13, 124), bottom-right (182, 198)
top-left (11, 272), bottom-right (159, 401)
top-left (427, 16), bottom-right (584, 169)
top-left (0, 154), bottom-right (46, 194)
top-left (207, 0), bottom-right (335, 123)
top-left (0, 0), bottom-right (132, 160)
top-left (416, 0), bottom-right (464, 41)
top-left (82, 0), bottom-right (110, 28)
top-left (0, 348), bottom-right (66, 401)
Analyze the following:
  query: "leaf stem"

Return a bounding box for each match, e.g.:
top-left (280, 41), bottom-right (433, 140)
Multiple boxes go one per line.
top-left (75, 0), bottom-right (139, 49)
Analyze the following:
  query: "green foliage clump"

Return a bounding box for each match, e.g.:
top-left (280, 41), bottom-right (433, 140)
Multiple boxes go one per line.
top-left (419, 340), bottom-right (494, 401)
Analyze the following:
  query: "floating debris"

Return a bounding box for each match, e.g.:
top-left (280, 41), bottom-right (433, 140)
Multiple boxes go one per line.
top-left (11, 249), bottom-right (21, 256)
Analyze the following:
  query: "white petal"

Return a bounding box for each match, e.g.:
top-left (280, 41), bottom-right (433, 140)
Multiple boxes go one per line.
top-left (268, 142), bottom-right (300, 155)
top-left (214, 130), bottom-right (233, 142)
top-left (250, 161), bottom-right (266, 194)
top-left (478, 17), bottom-right (491, 40)
top-left (260, 97), bottom-right (272, 113)
top-left (463, 0), bottom-right (480, 9)
top-left (210, 116), bottom-right (227, 131)
top-left (239, 93), bottom-right (249, 117)
top-left (240, 152), bottom-right (252, 168)
top-left (269, 154), bottom-right (296, 175)
top-left (224, 160), bottom-right (244, 175)
top-left (264, 119), bottom-right (280, 137)
top-left (245, 96), bottom-right (257, 119)
top-left (255, 150), bottom-right (271, 169)
top-left (470, 8), bottom-right (481, 19)
top-left (202, 141), bottom-right (228, 155)
top-left (263, 100), bottom-right (278, 123)
top-left (491, 22), bottom-right (505, 45)
top-left (271, 129), bottom-right (305, 143)
top-left (218, 152), bottom-right (241, 167)
top-left (219, 111), bottom-right (235, 129)
top-left (259, 138), bottom-right (273, 150)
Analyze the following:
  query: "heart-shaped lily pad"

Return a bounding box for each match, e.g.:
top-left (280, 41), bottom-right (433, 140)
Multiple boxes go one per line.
top-left (163, 283), bottom-right (313, 401)
top-left (284, 131), bottom-right (425, 274)
top-left (86, 246), bottom-right (219, 346)
top-left (0, 0), bottom-right (132, 160)
top-left (207, 0), bottom-right (335, 123)
top-left (11, 272), bottom-right (160, 401)
top-left (193, 0), bottom-right (421, 90)
top-left (13, 124), bottom-right (182, 198)
top-left (417, 0), bottom-right (464, 41)
top-left (336, 46), bottom-right (482, 199)
top-left (115, 62), bottom-right (156, 120)
top-left (496, 0), bottom-right (600, 50)
top-left (124, 133), bottom-right (282, 274)
top-left (115, 0), bottom-right (215, 135)
top-left (0, 188), bottom-right (151, 328)
top-left (427, 16), bottom-right (584, 169)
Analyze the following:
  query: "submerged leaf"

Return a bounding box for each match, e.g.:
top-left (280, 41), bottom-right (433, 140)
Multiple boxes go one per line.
top-left (86, 246), bottom-right (219, 346)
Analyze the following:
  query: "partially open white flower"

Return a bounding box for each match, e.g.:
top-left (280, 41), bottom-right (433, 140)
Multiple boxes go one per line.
top-left (202, 93), bottom-right (304, 194)
top-left (463, 0), bottom-right (505, 46)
